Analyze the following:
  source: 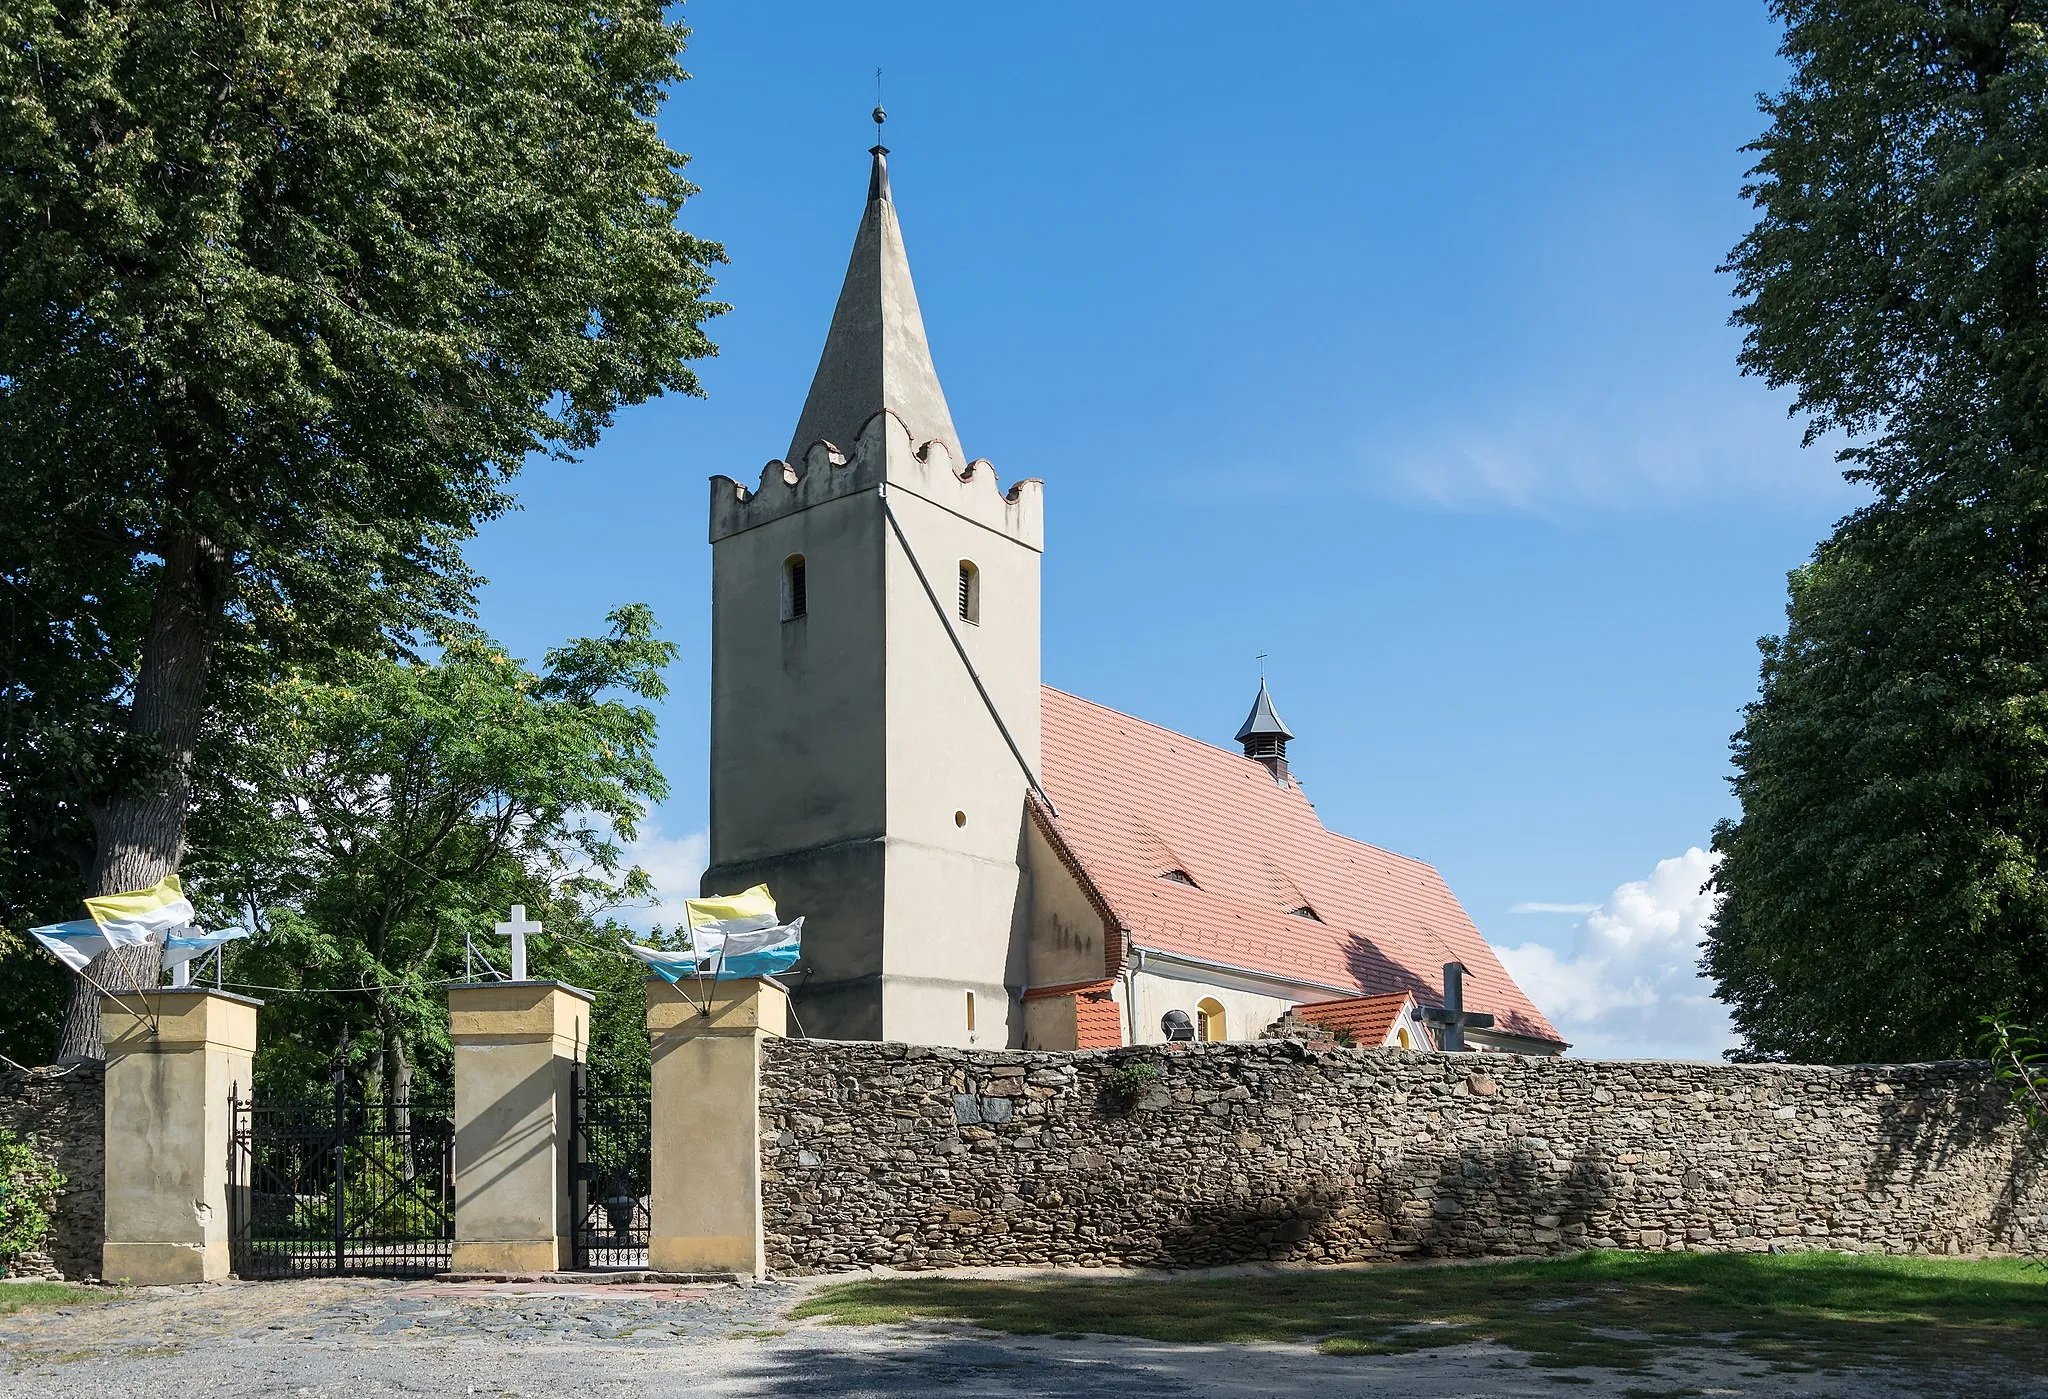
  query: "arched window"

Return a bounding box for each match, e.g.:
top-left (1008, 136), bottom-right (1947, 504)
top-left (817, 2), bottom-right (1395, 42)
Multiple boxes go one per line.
top-left (1196, 997), bottom-right (1227, 1043)
top-left (957, 560), bottom-right (979, 625)
top-left (782, 555), bottom-right (807, 621)
top-left (1396, 1027), bottom-right (1411, 1050)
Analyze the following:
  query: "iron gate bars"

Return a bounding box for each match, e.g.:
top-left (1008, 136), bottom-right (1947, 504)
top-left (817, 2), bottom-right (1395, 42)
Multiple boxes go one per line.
top-left (569, 1063), bottom-right (651, 1270)
top-left (228, 1080), bottom-right (454, 1278)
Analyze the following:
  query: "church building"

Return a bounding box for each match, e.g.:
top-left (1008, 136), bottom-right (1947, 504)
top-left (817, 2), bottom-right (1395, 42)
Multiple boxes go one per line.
top-left (702, 137), bottom-right (1565, 1058)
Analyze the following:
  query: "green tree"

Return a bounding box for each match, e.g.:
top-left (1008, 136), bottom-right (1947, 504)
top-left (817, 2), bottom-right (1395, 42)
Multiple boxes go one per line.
top-left (1709, 1), bottom-right (2048, 1059)
top-left (0, 0), bottom-right (724, 1061)
top-left (193, 606), bottom-right (673, 1104)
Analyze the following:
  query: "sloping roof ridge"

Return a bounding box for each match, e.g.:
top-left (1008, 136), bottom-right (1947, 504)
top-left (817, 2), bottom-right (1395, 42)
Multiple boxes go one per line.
top-left (1299, 989), bottom-right (1415, 1010)
top-left (1322, 825), bottom-right (1445, 877)
top-left (1043, 684), bottom-right (1300, 785)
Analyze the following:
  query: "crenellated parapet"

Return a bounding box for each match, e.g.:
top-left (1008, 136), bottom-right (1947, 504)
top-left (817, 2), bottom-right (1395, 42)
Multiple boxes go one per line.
top-left (710, 409), bottom-right (1043, 550)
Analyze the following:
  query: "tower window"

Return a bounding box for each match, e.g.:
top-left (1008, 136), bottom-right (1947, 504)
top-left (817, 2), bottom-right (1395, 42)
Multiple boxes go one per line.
top-left (782, 555), bottom-right (807, 621)
top-left (957, 560), bottom-right (979, 625)
top-left (1196, 997), bottom-right (1227, 1043)
top-left (965, 990), bottom-right (976, 1033)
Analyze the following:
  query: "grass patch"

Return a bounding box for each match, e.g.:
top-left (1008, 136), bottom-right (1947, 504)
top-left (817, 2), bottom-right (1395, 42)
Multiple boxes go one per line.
top-left (0, 1283), bottom-right (106, 1318)
top-left (792, 1250), bottom-right (2048, 1375)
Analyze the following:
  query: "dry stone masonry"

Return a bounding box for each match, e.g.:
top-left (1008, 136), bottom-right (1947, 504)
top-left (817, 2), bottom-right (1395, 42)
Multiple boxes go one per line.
top-left (760, 1040), bottom-right (2047, 1273)
top-left (0, 1064), bottom-right (103, 1281)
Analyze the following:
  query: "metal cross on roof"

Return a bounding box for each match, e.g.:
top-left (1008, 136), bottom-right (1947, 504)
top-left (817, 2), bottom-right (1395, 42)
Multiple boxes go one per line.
top-left (1417, 960), bottom-right (1494, 1052)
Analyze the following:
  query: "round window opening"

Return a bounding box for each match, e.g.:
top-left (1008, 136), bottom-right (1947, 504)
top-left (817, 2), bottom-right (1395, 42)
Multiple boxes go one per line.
top-left (954, 810), bottom-right (968, 827)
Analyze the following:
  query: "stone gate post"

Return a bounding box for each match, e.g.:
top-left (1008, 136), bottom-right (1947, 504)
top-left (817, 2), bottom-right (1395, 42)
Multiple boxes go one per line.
top-left (100, 989), bottom-right (260, 1284)
top-left (447, 981), bottom-right (592, 1274)
top-left (646, 977), bottom-right (785, 1277)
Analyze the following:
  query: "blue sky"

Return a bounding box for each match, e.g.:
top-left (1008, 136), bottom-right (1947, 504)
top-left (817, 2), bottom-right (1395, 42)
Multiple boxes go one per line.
top-left (469, 3), bottom-right (1859, 1058)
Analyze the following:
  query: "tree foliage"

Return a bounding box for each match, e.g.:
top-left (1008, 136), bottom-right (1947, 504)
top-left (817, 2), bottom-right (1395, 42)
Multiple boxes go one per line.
top-left (0, 0), bottom-right (722, 1059)
top-left (1709, 1), bottom-right (2048, 1059)
top-left (192, 606), bottom-right (672, 1102)
top-left (0, 1128), bottom-right (63, 1272)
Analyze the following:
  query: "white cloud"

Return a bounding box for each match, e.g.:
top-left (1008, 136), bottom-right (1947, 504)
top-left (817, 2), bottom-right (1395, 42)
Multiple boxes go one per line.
top-left (616, 822), bottom-right (708, 932)
top-left (1512, 901), bottom-right (1600, 914)
top-left (1495, 847), bottom-right (1736, 1062)
top-left (1362, 381), bottom-right (1852, 516)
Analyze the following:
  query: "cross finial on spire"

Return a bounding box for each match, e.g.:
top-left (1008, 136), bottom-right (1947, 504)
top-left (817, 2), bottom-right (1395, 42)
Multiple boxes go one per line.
top-left (868, 72), bottom-right (891, 202)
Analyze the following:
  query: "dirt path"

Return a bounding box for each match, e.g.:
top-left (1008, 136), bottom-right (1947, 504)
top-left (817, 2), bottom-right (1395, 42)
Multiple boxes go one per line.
top-left (1, 1277), bottom-right (2036, 1398)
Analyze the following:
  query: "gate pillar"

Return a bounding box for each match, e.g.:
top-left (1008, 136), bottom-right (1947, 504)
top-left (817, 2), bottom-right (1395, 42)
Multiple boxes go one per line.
top-left (101, 989), bottom-right (260, 1284)
top-left (646, 977), bottom-right (785, 1278)
top-left (447, 981), bottom-right (592, 1274)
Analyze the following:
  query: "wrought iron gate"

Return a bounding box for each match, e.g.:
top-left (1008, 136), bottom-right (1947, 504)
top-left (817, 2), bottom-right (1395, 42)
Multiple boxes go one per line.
top-left (228, 1081), bottom-right (455, 1278)
top-left (568, 1063), bottom-right (650, 1270)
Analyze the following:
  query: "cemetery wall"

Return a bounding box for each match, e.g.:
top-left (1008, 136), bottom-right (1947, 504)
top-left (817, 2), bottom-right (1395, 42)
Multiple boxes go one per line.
top-left (759, 1039), bottom-right (2047, 1273)
top-left (0, 1065), bottom-right (103, 1281)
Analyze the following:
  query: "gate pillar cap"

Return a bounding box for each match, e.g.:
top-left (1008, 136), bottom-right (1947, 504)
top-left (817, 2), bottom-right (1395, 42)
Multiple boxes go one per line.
top-left (448, 980), bottom-right (593, 1050)
top-left (102, 988), bottom-right (262, 1054)
top-left (646, 977), bottom-right (787, 1038)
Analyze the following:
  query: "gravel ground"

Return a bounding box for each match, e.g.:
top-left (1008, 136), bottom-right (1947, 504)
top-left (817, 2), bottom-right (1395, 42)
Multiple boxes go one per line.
top-left (0, 1276), bottom-right (2038, 1398)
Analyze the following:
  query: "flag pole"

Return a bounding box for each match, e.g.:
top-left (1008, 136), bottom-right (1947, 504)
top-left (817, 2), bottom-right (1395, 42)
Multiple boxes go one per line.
top-left (76, 965), bottom-right (159, 1038)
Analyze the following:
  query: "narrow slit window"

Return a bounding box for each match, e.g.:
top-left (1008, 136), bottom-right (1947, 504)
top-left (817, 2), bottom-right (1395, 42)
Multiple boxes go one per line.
top-left (957, 560), bottom-right (979, 625)
top-left (965, 990), bottom-right (976, 1033)
top-left (782, 555), bottom-right (807, 621)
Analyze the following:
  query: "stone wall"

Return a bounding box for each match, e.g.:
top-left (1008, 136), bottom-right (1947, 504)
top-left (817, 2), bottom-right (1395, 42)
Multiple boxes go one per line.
top-left (0, 1065), bottom-right (103, 1281)
top-left (759, 1040), bottom-right (2047, 1273)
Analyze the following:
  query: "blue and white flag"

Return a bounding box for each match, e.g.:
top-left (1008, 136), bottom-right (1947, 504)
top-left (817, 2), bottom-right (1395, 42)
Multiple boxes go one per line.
top-left (684, 885), bottom-right (802, 978)
top-left (624, 941), bottom-right (701, 985)
top-left (161, 925), bottom-right (247, 973)
top-left (696, 916), bottom-right (803, 979)
top-left (27, 920), bottom-right (113, 974)
top-left (626, 881), bottom-right (804, 982)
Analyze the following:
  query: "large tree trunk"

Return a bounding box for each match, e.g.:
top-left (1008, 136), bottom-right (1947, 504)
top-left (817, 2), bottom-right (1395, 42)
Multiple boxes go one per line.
top-left (54, 533), bottom-right (224, 1063)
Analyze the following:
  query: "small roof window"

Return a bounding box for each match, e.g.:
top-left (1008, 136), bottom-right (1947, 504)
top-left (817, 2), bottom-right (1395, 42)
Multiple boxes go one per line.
top-left (1287, 904), bottom-right (1321, 922)
top-left (1159, 868), bottom-right (1197, 887)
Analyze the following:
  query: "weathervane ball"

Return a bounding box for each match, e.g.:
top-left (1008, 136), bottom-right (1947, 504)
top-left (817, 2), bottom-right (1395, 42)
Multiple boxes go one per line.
top-left (872, 105), bottom-right (887, 126)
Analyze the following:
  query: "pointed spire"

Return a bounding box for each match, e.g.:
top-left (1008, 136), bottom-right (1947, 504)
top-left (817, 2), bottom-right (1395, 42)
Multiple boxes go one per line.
top-left (1236, 679), bottom-right (1294, 783)
top-left (785, 130), bottom-right (962, 467)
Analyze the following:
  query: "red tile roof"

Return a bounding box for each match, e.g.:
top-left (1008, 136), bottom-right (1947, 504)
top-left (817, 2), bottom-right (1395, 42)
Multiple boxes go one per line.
top-left (1074, 987), bottom-right (1123, 1048)
top-left (1021, 979), bottom-right (1125, 1048)
top-left (1037, 686), bottom-right (1563, 1047)
top-left (1291, 992), bottom-right (1420, 1047)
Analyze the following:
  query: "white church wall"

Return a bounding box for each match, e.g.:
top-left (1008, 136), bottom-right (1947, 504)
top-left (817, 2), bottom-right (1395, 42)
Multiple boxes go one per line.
top-left (876, 439), bottom-right (1042, 1050)
top-left (705, 486), bottom-right (892, 1040)
top-left (1021, 819), bottom-right (1110, 990)
top-left (1127, 968), bottom-right (1295, 1046)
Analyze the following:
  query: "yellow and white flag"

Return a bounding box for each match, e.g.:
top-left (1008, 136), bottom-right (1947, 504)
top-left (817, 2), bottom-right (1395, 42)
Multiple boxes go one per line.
top-left (84, 874), bottom-right (196, 946)
top-left (682, 884), bottom-right (802, 978)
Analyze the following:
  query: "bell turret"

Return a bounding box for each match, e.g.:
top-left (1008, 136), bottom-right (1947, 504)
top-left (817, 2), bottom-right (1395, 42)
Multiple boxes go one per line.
top-left (1235, 679), bottom-right (1294, 783)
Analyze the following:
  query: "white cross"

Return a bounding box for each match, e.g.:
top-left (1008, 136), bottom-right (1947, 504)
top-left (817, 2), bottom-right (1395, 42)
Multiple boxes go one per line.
top-left (495, 905), bottom-right (542, 982)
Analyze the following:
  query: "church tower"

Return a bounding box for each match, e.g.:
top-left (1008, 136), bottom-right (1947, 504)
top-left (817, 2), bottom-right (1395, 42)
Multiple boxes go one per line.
top-left (703, 133), bottom-right (1043, 1045)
